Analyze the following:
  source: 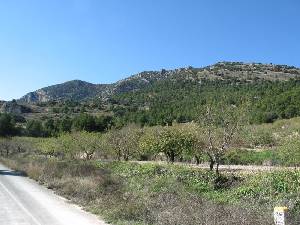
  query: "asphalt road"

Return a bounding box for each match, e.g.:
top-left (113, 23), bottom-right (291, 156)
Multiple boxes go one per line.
top-left (0, 163), bottom-right (108, 225)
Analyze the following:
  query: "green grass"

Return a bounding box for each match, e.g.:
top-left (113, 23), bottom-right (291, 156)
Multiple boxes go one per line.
top-left (97, 161), bottom-right (300, 202)
top-left (223, 149), bottom-right (275, 165)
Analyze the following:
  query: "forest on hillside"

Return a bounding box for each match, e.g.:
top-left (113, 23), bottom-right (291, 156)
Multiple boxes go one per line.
top-left (111, 78), bottom-right (300, 126)
top-left (2, 78), bottom-right (300, 137)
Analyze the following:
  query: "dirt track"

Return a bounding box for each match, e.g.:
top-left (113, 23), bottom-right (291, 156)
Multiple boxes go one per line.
top-left (135, 161), bottom-right (299, 173)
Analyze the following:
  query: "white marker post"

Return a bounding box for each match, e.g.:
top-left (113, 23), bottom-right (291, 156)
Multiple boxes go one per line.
top-left (274, 207), bottom-right (288, 225)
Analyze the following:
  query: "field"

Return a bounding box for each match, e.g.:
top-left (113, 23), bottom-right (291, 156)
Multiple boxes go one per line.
top-left (2, 116), bottom-right (300, 224)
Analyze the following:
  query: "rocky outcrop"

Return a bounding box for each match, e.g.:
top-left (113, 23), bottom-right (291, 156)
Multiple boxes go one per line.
top-left (19, 80), bottom-right (110, 103)
top-left (0, 101), bottom-right (31, 114)
top-left (21, 90), bottom-right (51, 103)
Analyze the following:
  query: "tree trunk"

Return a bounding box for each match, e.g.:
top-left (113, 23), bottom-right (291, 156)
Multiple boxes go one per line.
top-left (195, 155), bottom-right (201, 165)
top-left (124, 154), bottom-right (129, 161)
top-left (117, 150), bottom-right (121, 161)
top-left (124, 149), bottom-right (129, 161)
top-left (167, 151), bottom-right (175, 163)
top-left (179, 156), bottom-right (183, 162)
top-left (208, 154), bottom-right (215, 171)
top-left (216, 162), bottom-right (220, 176)
top-left (85, 152), bottom-right (93, 160)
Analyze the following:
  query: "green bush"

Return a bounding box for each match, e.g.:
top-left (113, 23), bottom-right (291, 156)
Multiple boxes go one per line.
top-left (242, 126), bottom-right (276, 147)
top-left (276, 138), bottom-right (300, 166)
top-left (139, 125), bottom-right (196, 163)
top-left (38, 132), bottom-right (103, 160)
top-left (0, 113), bottom-right (19, 136)
top-left (223, 149), bottom-right (274, 165)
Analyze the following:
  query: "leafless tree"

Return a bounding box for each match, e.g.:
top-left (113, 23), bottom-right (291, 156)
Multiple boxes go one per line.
top-left (199, 103), bottom-right (246, 175)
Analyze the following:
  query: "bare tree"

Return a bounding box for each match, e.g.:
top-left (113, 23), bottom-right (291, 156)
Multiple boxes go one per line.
top-left (106, 124), bottom-right (143, 161)
top-left (199, 103), bottom-right (245, 175)
top-left (71, 131), bottom-right (102, 160)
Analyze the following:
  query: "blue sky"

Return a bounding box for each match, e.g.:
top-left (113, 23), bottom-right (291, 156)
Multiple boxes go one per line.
top-left (0, 0), bottom-right (299, 100)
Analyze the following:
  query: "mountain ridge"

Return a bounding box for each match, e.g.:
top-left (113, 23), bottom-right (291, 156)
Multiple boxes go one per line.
top-left (18, 62), bottom-right (300, 104)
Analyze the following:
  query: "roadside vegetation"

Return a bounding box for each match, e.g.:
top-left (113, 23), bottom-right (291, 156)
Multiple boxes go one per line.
top-left (1, 115), bottom-right (300, 224)
top-left (2, 155), bottom-right (300, 225)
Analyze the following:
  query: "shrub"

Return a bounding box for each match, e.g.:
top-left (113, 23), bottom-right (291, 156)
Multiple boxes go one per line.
top-left (26, 120), bottom-right (45, 137)
top-left (105, 124), bottom-right (143, 161)
top-left (0, 113), bottom-right (18, 136)
top-left (38, 132), bottom-right (104, 160)
top-left (243, 126), bottom-right (276, 147)
top-left (223, 149), bottom-right (274, 165)
top-left (139, 125), bottom-right (195, 163)
top-left (276, 138), bottom-right (300, 166)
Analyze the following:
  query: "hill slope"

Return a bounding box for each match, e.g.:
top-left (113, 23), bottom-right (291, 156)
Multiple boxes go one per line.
top-left (19, 80), bottom-right (112, 103)
top-left (19, 62), bottom-right (300, 104)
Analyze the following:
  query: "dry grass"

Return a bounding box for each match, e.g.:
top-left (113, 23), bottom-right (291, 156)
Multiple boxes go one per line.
top-left (0, 157), bottom-right (289, 225)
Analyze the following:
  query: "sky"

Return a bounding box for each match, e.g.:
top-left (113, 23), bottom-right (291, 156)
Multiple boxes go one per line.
top-left (0, 0), bottom-right (299, 100)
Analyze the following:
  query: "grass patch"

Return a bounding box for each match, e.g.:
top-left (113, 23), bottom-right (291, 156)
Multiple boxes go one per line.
top-left (223, 149), bottom-right (276, 165)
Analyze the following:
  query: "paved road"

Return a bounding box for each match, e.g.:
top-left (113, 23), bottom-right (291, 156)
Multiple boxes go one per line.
top-left (0, 163), bottom-right (108, 225)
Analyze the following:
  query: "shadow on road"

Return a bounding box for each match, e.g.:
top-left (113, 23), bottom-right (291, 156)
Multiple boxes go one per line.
top-left (0, 169), bottom-right (27, 177)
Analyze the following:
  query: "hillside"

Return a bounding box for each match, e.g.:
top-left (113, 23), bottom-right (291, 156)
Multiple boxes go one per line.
top-left (19, 80), bottom-right (112, 103)
top-left (0, 100), bottom-right (31, 114)
top-left (4, 62), bottom-right (297, 128)
top-left (3, 63), bottom-right (300, 225)
top-left (18, 62), bottom-right (300, 104)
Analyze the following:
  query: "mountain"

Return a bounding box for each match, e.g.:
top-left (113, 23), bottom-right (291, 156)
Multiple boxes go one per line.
top-left (0, 100), bottom-right (31, 114)
top-left (19, 80), bottom-right (112, 103)
top-left (19, 62), bottom-right (300, 104)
